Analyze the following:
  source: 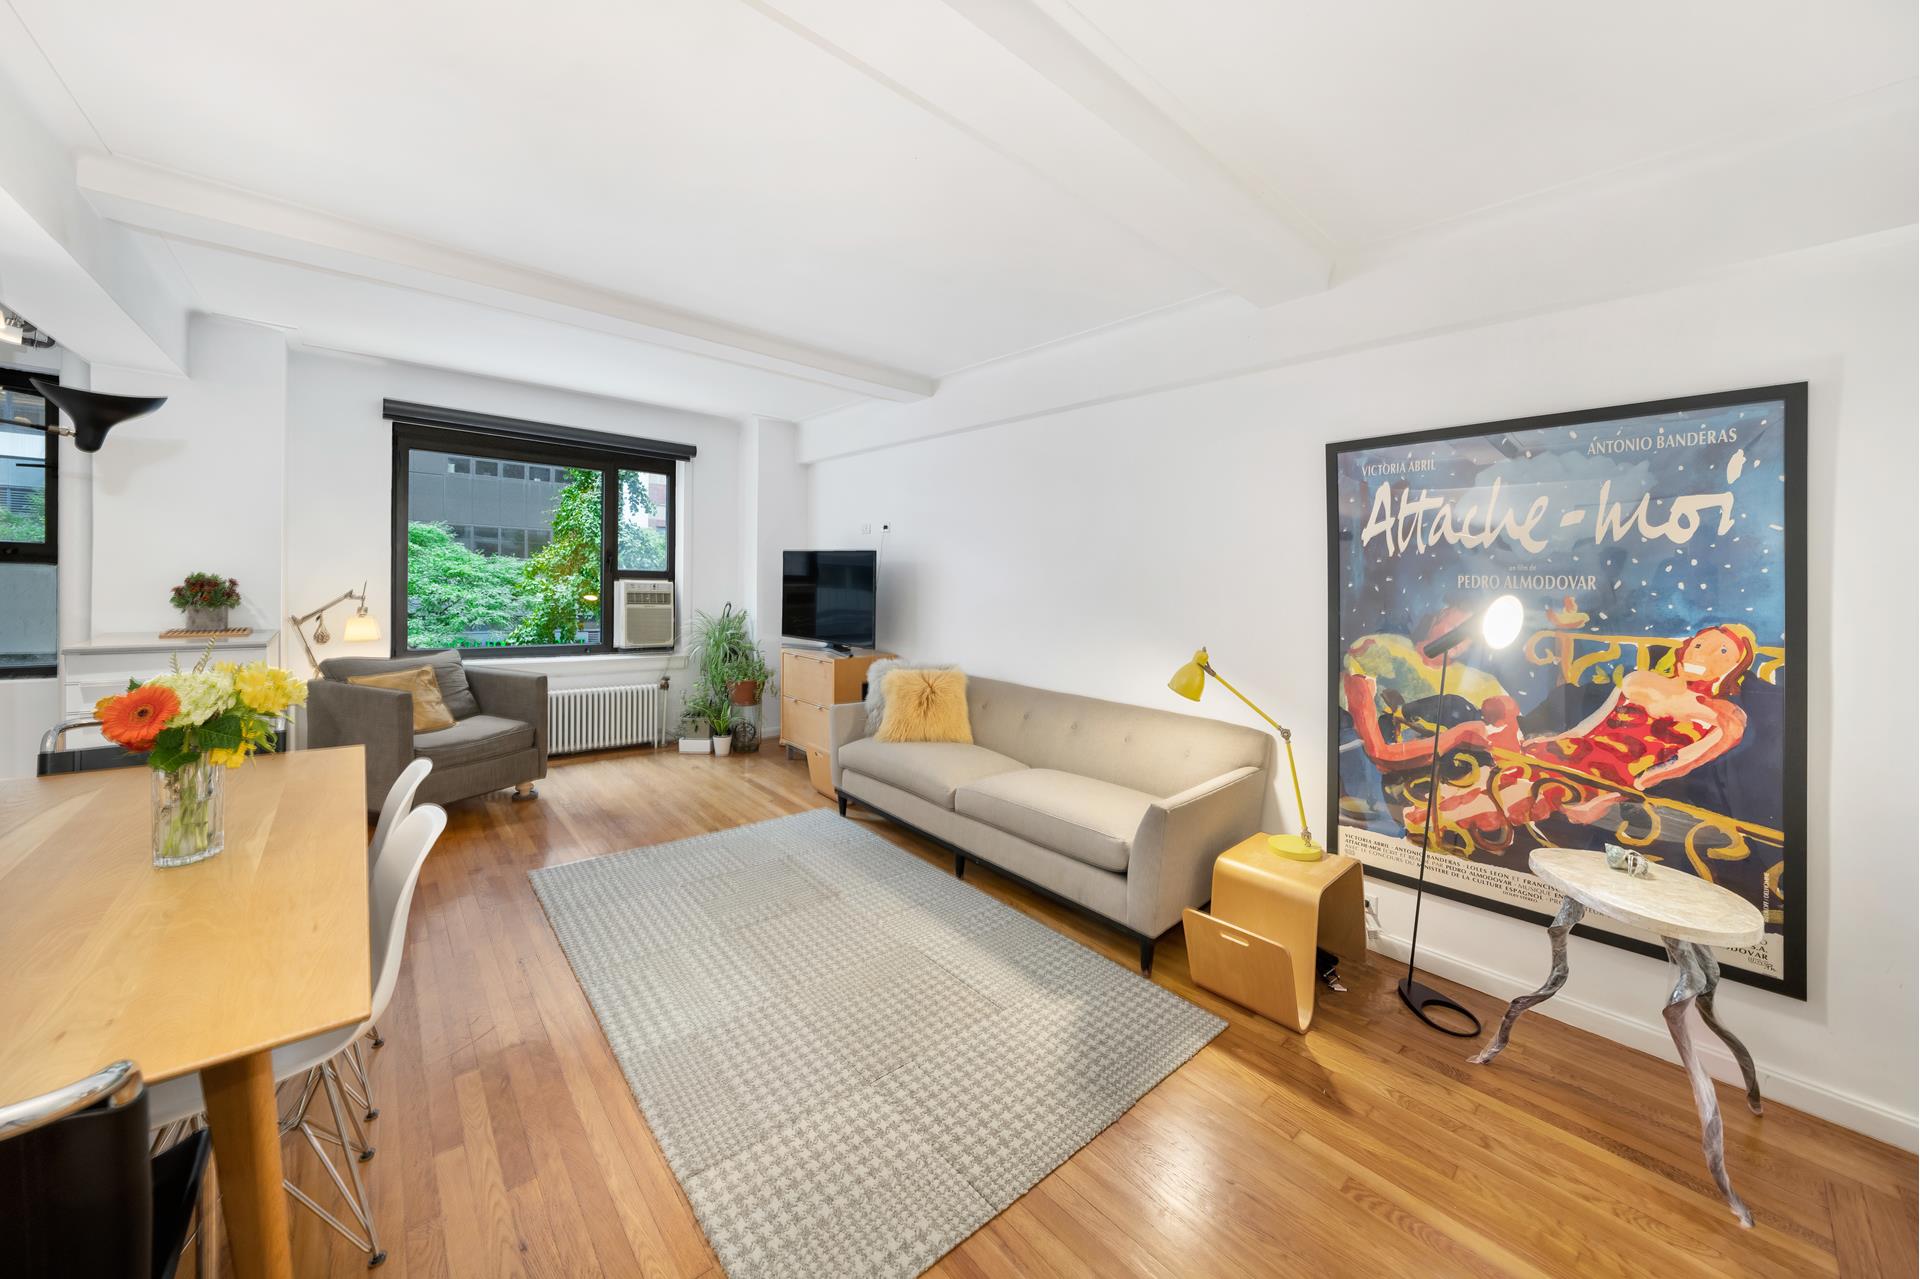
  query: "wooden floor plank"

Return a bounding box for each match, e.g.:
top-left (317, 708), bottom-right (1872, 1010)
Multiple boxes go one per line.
top-left (195, 744), bottom-right (1913, 1277)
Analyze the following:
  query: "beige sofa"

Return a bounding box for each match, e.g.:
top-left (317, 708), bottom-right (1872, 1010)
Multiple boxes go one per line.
top-left (830, 676), bottom-right (1272, 972)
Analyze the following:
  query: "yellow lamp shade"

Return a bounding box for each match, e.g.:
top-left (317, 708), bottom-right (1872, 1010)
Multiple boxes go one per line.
top-left (1167, 649), bottom-right (1209, 701)
top-left (342, 612), bottom-right (381, 644)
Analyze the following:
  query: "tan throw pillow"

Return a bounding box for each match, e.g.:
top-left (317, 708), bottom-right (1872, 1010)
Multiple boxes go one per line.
top-left (348, 665), bottom-right (457, 733)
top-left (875, 669), bottom-right (972, 744)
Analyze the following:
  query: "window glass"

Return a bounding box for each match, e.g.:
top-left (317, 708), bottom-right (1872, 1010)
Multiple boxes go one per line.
top-left (405, 452), bottom-right (603, 650)
top-left (0, 415), bottom-right (49, 547)
top-left (0, 563), bottom-right (55, 672)
top-left (616, 468), bottom-right (670, 573)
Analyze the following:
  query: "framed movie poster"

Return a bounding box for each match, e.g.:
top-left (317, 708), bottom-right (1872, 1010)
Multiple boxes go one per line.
top-left (1326, 384), bottom-right (1806, 997)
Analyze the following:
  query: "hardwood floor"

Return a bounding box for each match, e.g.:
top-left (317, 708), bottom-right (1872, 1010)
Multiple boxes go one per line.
top-left (199, 746), bottom-right (1916, 1277)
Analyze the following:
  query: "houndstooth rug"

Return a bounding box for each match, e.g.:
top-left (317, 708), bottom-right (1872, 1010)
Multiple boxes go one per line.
top-left (530, 808), bottom-right (1224, 1279)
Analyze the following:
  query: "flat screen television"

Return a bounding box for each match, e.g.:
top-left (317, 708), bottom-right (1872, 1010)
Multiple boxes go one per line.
top-left (782, 550), bottom-right (877, 653)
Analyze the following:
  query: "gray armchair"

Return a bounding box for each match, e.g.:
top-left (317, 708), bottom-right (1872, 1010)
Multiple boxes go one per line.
top-left (306, 650), bottom-right (547, 813)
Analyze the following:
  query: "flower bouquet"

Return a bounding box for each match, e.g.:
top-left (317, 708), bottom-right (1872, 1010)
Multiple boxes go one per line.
top-left (95, 646), bottom-right (307, 867)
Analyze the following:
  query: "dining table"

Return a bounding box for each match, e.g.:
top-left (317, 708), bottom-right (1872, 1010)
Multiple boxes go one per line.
top-left (0, 746), bottom-right (370, 1279)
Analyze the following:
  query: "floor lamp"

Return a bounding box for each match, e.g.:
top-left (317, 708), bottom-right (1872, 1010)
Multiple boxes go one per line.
top-left (1399, 593), bottom-right (1524, 1037)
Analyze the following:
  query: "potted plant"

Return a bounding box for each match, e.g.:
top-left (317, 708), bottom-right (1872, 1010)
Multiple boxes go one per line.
top-left (708, 698), bottom-right (734, 757)
top-left (170, 572), bottom-right (242, 630)
top-left (678, 688), bottom-right (717, 754)
top-left (691, 604), bottom-right (771, 706)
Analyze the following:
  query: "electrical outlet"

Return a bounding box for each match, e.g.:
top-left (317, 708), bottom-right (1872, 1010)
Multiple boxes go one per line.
top-left (860, 522), bottom-right (872, 534)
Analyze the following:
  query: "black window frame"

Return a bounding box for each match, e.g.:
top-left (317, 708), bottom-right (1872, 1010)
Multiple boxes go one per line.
top-left (390, 413), bottom-right (686, 660)
top-left (0, 366), bottom-right (59, 680)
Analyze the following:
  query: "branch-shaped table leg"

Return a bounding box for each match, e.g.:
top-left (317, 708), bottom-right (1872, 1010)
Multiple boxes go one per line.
top-left (1689, 941), bottom-right (1763, 1116)
top-left (1469, 896), bottom-right (1585, 1065)
top-left (1663, 938), bottom-right (1753, 1228)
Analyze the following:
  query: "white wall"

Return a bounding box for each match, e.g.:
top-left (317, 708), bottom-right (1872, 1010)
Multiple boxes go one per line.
top-left (737, 417), bottom-right (809, 732)
top-left (807, 232), bottom-right (1919, 1148)
top-left (92, 316), bottom-right (289, 639)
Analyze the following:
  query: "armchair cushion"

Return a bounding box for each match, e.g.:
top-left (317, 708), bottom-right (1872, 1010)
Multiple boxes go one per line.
top-left (318, 650), bottom-right (480, 720)
top-left (412, 714), bottom-right (535, 769)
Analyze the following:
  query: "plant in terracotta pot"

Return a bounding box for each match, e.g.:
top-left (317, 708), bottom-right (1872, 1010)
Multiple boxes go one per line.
top-left (170, 572), bottom-right (242, 630)
top-left (690, 604), bottom-right (771, 707)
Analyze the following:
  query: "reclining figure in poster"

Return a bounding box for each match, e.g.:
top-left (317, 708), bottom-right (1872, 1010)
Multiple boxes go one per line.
top-left (1341, 611), bottom-right (1786, 915)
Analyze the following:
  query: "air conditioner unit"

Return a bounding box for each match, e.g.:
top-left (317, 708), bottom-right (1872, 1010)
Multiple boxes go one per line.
top-left (614, 580), bottom-right (675, 649)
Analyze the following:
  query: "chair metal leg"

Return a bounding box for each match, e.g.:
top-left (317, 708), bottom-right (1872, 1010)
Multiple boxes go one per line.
top-left (302, 1061), bottom-right (388, 1265)
top-left (346, 1037), bottom-right (380, 1121)
top-left (1471, 896), bottom-right (1585, 1065)
top-left (367, 1022), bottom-right (385, 1050)
top-left (1662, 937), bottom-right (1753, 1228)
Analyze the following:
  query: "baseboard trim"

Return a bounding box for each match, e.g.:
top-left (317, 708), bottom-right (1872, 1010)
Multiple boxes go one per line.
top-left (1371, 933), bottom-right (1918, 1153)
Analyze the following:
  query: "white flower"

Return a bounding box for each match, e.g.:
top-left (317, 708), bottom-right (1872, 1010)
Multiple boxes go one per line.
top-left (150, 670), bottom-right (234, 727)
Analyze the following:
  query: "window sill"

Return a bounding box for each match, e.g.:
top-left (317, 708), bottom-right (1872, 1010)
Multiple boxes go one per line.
top-left (463, 650), bottom-right (689, 683)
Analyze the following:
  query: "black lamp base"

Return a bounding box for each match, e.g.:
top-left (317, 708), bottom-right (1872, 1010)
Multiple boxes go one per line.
top-left (1398, 976), bottom-right (1482, 1038)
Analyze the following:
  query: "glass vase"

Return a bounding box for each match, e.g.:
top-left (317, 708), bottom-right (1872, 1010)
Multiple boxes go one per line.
top-left (152, 757), bottom-right (226, 868)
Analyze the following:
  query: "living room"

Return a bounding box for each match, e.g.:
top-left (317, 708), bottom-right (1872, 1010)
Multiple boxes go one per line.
top-left (0, 4), bottom-right (1914, 1277)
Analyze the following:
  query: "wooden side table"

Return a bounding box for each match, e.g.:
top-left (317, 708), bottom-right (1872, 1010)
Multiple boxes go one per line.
top-left (1182, 834), bottom-right (1366, 1032)
top-left (1470, 847), bottom-right (1766, 1228)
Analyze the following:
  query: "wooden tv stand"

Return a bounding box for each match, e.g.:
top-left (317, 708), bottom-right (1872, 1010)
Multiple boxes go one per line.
top-left (778, 648), bottom-right (892, 798)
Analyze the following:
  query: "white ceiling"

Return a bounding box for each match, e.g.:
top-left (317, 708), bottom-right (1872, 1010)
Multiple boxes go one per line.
top-left (1063, 0), bottom-right (1916, 245)
top-left (1, 0), bottom-right (1911, 420)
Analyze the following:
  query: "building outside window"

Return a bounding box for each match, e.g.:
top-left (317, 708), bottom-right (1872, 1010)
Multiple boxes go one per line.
top-left (0, 370), bottom-right (57, 677)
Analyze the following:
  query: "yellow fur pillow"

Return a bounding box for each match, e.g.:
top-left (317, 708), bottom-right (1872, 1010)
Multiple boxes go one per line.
top-left (347, 665), bottom-right (457, 733)
top-left (875, 669), bottom-right (972, 744)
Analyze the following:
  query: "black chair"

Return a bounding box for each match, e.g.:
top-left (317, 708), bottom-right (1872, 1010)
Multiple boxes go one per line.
top-left (36, 717), bottom-right (150, 777)
top-left (0, 1061), bottom-right (210, 1279)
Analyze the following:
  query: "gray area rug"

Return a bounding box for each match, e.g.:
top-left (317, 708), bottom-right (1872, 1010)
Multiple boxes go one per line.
top-left (530, 808), bottom-right (1224, 1279)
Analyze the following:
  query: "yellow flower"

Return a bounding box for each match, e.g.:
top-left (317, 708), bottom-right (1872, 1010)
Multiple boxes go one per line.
top-left (208, 745), bottom-right (251, 769)
top-left (232, 662), bottom-right (308, 715)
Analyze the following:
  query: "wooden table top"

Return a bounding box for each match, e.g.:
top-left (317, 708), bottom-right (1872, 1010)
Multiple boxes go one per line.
top-left (0, 747), bottom-right (371, 1107)
top-left (1530, 847), bottom-right (1764, 947)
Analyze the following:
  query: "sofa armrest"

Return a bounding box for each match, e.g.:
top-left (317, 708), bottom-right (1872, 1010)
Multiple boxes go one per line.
top-left (305, 679), bottom-right (413, 812)
top-left (465, 666), bottom-right (549, 777)
top-left (827, 702), bottom-right (870, 792)
top-left (1126, 765), bottom-right (1268, 939)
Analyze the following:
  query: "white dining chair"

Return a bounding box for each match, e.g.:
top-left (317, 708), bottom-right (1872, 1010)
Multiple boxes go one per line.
top-left (369, 757), bottom-right (433, 876)
top-left (349, 758), bottom-right (433, 1111)
top-left (147, 803), bottom-right (448, 1268)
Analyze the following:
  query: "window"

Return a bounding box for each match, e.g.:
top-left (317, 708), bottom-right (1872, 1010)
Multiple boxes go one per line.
top-left (390, 408), bottom-right (687, 658)
top-left (0, 369), bottom-right (58, 678)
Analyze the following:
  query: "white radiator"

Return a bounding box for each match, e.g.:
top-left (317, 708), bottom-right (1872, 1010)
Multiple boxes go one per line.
top-left (548, 683), bottom-right (667, 755)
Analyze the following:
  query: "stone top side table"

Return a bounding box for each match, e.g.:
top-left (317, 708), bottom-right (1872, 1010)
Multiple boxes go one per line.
top-left (1469, 848), bottom-right (1767, 1228)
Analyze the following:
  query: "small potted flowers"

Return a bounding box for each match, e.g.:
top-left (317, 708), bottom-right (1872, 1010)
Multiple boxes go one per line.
top-left (95, 646), bottom-right (307, 867)
top-left (169, 572), bottom-right (242, 630)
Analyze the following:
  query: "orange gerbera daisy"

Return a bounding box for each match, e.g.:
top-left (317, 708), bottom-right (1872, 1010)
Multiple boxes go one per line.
top-left (96, 683), bottom-right (180, 751)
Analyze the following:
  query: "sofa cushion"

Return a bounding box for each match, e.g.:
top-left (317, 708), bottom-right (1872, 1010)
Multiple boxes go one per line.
top-left (838, 737), bottom-right (1025, 809)
top-left (320, 649), bottom-right (481, 720)
top-left (954, 768), bottom-right (1157, 874)
top-left (412, 714), bottom-right (535, 769)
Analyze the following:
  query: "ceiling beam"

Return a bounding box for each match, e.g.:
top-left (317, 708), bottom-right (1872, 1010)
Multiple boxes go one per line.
top-left (746, 0), bottom-right (1329, 307)
top-left (75, 155), bottom-right (936, 402)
